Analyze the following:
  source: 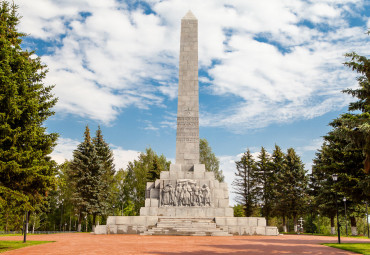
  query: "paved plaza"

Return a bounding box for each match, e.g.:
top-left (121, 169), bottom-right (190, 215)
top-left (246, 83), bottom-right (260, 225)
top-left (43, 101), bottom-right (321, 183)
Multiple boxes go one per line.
top-left (1, 233), bottom-right (369, 254)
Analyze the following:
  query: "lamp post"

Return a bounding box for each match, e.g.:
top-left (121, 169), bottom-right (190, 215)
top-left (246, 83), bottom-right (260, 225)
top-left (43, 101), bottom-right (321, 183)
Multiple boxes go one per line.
top-left (60, 199), bottom-right (64, 232)
top-left (317, 214), bottom-right (320, 234)
top-left (332, 174), bottom-right (341, 244)
top-left (309, 199), bottom-right (313, 235)
top-left (343, 197), bottom-right (348, 236)
top-left (366, 201), bottom-right (369, 238)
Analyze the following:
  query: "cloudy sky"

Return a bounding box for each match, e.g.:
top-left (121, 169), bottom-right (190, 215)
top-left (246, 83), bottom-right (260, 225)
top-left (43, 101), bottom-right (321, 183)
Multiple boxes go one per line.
top-left (16, 0), bottom-right (369, 204)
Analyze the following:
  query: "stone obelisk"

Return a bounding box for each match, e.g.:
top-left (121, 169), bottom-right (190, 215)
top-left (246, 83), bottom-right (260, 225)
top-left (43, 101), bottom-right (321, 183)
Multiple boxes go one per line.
top-left (175, 10), bottom-right (199, 171)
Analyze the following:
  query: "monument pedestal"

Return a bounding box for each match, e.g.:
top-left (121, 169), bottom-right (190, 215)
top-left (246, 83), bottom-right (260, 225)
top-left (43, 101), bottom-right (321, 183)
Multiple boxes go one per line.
top-left (94, 164), bottom-right (279, 236)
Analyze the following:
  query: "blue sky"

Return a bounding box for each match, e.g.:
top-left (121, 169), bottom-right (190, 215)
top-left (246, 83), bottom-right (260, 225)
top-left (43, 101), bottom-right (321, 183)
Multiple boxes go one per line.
top-left (16, 0), bottom-right (369, 204)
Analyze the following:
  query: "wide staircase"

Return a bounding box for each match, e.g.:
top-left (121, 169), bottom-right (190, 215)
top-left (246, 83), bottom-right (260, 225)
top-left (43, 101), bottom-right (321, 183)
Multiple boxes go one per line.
top-left (141, 217), bottom-right (232, 236)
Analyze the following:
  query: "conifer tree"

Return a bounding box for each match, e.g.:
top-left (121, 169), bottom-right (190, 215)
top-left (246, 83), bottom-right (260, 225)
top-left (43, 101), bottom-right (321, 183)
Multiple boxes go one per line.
top-left (331, 40), bottom-right (370, 174)
top-left (270, 145), bottom-right (289, 230)
top-left (70, 126), bottom-right (105, 231)
top-left (283, 148), bottom-right (308, 232)
top-left (147, 157), bottom-right (162, 182)
top-left (255, 147), bottom-right (274, 225)
top-left (93, 126), bottom-right (115, 183)
top-left (233, 149), bottom-right (258, 217)
top-left (312, 130), bottom-right (368, 235)
top-left (0, 1), bottom-right (58, 214)
top-left (311, 146), bottom-right (338, 234)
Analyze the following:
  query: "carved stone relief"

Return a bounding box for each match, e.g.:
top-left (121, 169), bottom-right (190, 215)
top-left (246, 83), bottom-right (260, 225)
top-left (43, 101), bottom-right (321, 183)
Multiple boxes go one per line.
top-left (161, 179), bottom-right (211, 207)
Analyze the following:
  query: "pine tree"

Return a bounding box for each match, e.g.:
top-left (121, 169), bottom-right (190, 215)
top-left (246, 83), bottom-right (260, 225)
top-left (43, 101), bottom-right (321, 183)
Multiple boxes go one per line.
top-left (70, 126), bottom-right (105, 231)
top-left (0, 1), bottom-right (58, 214)
top-left (93, 126), bottom-right (115, 183)
top-left (283, 148), bottom-right (308, 232)
top-left (233, 149), bottom-right (258, 217)
top-left (311, 146), bottom-right (338, 234)
top-left (147, 157), bottom-right (162, 181)
top-left (255, 147), bottom-right (274, 225)
top-left (92, 126), bottom-right (115, 223)
top-left (331, 40), bottom-right (370, 174)
top-left (270, 145), bottom-right (289, 230)
top-left (200, 138), bottom-right (224, 182)
top-left (312, 130), bottom-right (368, 235)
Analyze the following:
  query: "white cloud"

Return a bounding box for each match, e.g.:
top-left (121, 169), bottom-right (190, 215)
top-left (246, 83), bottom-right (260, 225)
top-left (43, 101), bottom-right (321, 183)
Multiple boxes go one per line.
top-left (51, 137), bottom-right (80, 164)
top-left (17, 0), bottom-right (370, 130)
top-left (297, 138), bottom-right (324, 153)
top-left (50, 137), bottom-right (140, 170)
top-left (111, 146), bottom-right (140, 170)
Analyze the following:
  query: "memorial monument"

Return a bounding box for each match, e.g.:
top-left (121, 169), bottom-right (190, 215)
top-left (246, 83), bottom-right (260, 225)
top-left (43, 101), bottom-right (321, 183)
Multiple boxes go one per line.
top-left (94, 11), bottom-right (279, 236)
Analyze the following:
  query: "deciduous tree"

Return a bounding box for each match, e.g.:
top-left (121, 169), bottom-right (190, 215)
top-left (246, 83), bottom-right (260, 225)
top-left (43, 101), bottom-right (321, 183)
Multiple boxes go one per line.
top-left (200, 138), bottom-right (224, 182)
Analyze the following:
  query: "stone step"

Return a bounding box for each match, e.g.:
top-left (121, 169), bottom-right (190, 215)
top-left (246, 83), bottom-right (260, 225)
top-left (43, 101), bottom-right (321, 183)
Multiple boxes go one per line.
top-left (156, 223), bottom-right (217, 227)
top-left (141, 217), bottom-right (232, 236)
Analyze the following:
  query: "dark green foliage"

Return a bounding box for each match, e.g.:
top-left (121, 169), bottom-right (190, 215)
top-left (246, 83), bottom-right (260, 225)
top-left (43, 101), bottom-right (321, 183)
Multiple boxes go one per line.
top-left (233, 204), bottom-right (246, 217)
top-left (147, 157), bottom-right (162, 181)
top-left (199, 138), bottom-right (224, 182)
top-left (69, 126), bottom-right (107, 226)
top-left (233, 149), bottom-right (258, 217)
top-left (311, 130), bottom-right (368, 234)
top-left (282, 148), bottom-right (308, 229)
top-left (93, 126), bottom-right (115, 184)
top-left (0, 1), bottom-right (58, 214)
top-left (92, 126), bottom-right (115, 219)
top-left (255, 147), bottom-right (275, 224)
top-left (123, 148), bottom-right (170, 214)
top-left (331, 45), bottom-right (370, 174)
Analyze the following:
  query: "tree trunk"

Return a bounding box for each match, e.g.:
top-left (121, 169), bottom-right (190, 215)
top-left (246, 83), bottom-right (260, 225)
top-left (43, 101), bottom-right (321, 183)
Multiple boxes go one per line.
top-left (293, 215), bottom-right (298, 232)
top-left (77, 212), bottom-right (82, 232)
top-left (282, 216), bottom-right (287, 232)
top-left (32, 212), bottom-right (35, 234)
top-left (92, 214), bottom-right (96, 233)
top-left (330, 216), bottom-right (335, 235)
top-left (25, 211), bottom-right (30, 234)
top-left (85, 216), bottom-right (88, 232)
top-left (350, 216), bottom-right (357, 236)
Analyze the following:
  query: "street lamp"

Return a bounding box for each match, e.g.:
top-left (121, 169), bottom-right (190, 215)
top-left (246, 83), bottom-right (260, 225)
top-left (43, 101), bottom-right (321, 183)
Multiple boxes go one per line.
top-left (113, 205), bottom-right (115, 216)
top-left (332, 174), bottom-right (341, 244)
top-left (343, 197), bottom-right (348, 236)
top-left (366, 201), bottom-right (369, 238)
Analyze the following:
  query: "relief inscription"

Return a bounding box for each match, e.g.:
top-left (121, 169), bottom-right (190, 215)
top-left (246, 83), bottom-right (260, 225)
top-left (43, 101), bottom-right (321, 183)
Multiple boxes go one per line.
top-left (177, 116), bottom-right (198, 142)
top-left (161, 179), bottom-right (211, 207)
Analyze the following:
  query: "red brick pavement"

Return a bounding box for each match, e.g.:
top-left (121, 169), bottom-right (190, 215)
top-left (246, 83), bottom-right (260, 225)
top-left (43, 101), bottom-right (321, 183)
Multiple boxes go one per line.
top-left (1, 233), bottom-right (369, 255)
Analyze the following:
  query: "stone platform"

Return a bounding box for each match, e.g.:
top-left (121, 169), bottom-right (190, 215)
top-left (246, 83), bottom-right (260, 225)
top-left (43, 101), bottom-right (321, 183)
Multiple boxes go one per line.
top-left (94, 216), bottom-right (278, 236)
top-left (94, 163), bottom-right (279, 236)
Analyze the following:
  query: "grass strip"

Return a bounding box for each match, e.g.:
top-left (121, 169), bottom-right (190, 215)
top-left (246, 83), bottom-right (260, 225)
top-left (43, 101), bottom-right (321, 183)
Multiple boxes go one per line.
top-left (323, 243), bottom-right (370, 255)
top-left (0, 240), bottom-right (53, 253)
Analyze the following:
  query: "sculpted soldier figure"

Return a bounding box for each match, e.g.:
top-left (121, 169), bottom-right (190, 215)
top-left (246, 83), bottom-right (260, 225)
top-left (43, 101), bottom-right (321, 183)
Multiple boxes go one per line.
top-left (162, 184), bottom-right (171, 206)
top-left (201, 184), bottom-right (211, 206)
top-left (169, 184), bottom-right (176, 206)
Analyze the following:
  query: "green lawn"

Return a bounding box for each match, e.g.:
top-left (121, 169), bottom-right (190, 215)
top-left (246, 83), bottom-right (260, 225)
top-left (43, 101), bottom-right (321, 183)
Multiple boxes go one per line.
top-left (0, 240), bottom-right (53, 253)
top-left (323, 243), bottom-right (370, 255)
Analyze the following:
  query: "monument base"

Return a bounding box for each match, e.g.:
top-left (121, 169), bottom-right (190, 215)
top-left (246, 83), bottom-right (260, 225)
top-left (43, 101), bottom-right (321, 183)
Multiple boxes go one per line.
top-left (94, 216), bottom-right (278, 236)
top-left (94, 164), bottom-right (279, 236)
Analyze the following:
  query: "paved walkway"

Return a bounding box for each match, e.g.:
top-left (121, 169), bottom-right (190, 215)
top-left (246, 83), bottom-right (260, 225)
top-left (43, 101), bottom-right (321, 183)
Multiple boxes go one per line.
top-left (1, 233), bottom-right (369, 254)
